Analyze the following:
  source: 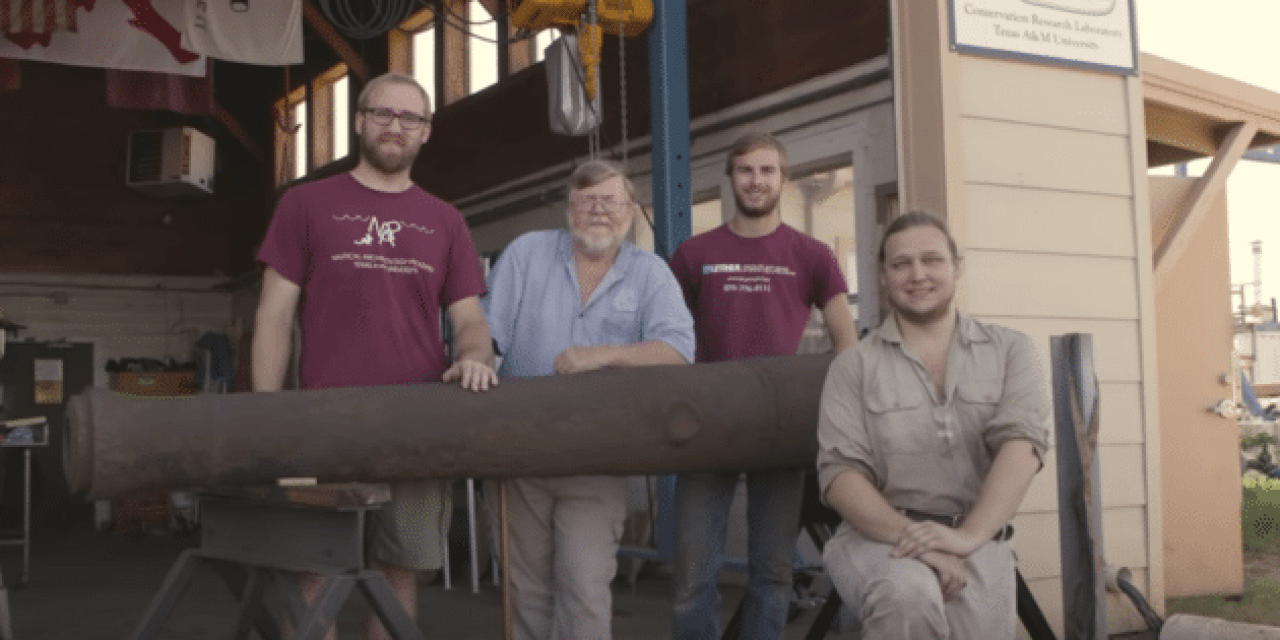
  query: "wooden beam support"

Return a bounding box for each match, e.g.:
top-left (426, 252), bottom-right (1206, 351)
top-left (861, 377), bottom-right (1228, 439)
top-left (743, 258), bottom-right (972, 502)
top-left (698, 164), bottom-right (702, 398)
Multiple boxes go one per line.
top-left (212, 101), bottom-right (267, 168)
top-left (496, 0), bottom-right (510, 80)
top-left (1154, 120), bottom-right (1258, 288)
top-left (389, 8), bottom-right (434, 76)
top-left (476, 0), bottom-right (501, 20)
top-left (509, 27), bottom-right (534, 75)
top-left (310, 77), bottom-right (334, 170)
top-left (441, 0), bottom-right (468, 105)
top-left (302, 1), bottom-right (372, 83)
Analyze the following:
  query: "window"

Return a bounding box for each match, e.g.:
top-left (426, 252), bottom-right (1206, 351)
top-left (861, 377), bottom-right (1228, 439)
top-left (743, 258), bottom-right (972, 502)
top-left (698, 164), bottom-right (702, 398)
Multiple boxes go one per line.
top-left (691, 196), bottom-right (724, 237)
top-left (467, 0), bottom-right (498, 95)
top-left (412, 27), bottom-right (436, 103)
top-left (632, 195), bottom-right (721, 254)
top-left (783, 166), bottom-right (855, 284)
top-left (272, 83), bottom-right (308, 186)
top-left (292, 100), bottom-right (308, 181)
top-left (783, 164), bottom-right (858, 349)
top-left (532, 27), bottom-right (555, 63)
top-left (333, 74), bottom-right (349, 160)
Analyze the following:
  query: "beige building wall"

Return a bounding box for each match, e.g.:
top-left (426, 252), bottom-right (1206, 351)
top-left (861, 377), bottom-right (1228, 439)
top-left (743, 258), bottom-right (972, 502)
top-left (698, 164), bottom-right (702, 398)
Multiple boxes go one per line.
top-left (893, 2), bottom-right (1162, 635)
top-left (1149, 176), bottom-right (1244, 597)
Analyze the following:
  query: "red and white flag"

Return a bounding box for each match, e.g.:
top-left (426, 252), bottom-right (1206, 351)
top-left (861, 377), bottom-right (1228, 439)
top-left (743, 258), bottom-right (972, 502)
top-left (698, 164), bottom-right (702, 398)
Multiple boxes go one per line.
top-left (0, 0), bottom-right (92, 49)
top-left (0, 0), bottom-right (205, 76)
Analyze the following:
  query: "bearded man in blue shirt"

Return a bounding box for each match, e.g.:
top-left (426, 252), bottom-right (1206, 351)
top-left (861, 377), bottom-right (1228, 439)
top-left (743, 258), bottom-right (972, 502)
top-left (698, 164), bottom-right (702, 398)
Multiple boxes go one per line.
top-left (483, 160), bottom-right (695, 640)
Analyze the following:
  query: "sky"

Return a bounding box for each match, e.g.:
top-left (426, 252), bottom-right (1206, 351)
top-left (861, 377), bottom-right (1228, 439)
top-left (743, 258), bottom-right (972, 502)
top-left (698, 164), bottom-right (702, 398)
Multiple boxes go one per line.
top-left (1136, 0), bottom-right (1280, 312)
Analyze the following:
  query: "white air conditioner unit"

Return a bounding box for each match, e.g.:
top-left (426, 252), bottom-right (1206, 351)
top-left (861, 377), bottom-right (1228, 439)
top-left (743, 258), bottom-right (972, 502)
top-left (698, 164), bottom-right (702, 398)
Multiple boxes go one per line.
top-left (125, 126), bottom-right (215, 197)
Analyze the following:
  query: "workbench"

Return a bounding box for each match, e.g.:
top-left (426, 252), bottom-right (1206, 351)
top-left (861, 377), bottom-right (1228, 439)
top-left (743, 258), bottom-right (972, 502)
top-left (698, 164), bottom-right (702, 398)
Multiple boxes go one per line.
top-left (130, 483), bottom-right (425, 640)
top-left (0, 417), bottom-right (48, 587)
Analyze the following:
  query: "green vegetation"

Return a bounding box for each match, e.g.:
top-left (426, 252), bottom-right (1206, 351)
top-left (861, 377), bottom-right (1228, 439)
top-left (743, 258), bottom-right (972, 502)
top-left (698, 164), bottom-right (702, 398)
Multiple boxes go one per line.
top-left (1165, 476), bottom-right (1280, 625)
top-left (1243, 476), bottom-right (1280, 552)
top-left (1165, 576), bottom-right (1280, 626)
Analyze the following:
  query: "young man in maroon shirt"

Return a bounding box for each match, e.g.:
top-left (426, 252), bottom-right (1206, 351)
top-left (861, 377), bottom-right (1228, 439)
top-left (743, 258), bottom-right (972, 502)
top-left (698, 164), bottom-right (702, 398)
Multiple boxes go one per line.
top-left (669, 132), bottom-right (858, 639)
top-left (255, 73), bottom-right (496, 640)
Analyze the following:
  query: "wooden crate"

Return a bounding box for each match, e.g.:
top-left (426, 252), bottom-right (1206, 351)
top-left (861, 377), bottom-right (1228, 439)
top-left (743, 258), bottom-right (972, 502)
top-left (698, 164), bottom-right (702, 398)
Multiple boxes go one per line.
top-left (110, 372), bottom-right (197, 396)
top-left (111, 490), bottom-right (171, 536)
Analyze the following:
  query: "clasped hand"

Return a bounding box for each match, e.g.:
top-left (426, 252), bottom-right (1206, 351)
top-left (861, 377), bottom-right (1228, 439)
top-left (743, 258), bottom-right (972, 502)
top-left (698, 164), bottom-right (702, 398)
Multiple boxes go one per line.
top-left (891, 520), bottom-right (983, 560)
top-left (892, 522), bottom-right (977, 602)
top-left (918, 551), bottom-right (968, 601)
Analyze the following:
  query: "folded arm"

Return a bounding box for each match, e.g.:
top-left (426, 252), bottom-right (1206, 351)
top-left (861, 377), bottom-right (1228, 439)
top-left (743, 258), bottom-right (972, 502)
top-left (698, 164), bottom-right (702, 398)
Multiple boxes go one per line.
top-left (554, 340), bottom-right (687, 374)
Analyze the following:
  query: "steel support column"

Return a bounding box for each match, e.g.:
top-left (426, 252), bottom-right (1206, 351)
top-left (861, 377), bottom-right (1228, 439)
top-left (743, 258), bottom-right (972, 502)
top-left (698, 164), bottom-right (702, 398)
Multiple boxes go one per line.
top-left (1052, 333), bottom-right (1106, 639)
top-left (641, 0), bottom-right (692, 566)
top-left (647, 0), bottom-right (691, 259)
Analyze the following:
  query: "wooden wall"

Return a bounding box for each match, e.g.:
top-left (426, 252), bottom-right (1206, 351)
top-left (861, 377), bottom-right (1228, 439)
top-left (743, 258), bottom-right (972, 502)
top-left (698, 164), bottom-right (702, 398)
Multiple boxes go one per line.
top-left (0, 62), bottom-right (277, 277)
top-left (0, 1), bottom-right (888, 278)
top-left (947, 53), bottom-right (1160, 638)
top-left (1150, 176), bottom-right (1244, 598)
top-left (415, 0), bottom-right (889, 201)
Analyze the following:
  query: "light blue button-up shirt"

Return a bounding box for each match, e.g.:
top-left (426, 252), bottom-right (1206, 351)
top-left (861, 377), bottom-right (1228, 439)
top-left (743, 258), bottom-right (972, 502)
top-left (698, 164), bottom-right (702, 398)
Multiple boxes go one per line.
top-left (484, 229), bottom-right (695, 378)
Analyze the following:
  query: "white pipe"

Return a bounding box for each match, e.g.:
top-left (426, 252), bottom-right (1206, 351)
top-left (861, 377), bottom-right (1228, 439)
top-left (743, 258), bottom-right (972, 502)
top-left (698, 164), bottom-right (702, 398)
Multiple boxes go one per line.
top-left (1105, 565), bottom-right (1131, 593)
top-left (467, 477), bottom-right (480, 593)
top-left (1160, 614), bottom-right (1280, 639)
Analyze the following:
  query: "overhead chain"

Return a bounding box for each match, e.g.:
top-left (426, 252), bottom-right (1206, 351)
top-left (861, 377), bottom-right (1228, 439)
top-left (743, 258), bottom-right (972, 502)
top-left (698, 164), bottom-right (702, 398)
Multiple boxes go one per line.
top-left (618, 2), bottom-right (628, 175)
top-left (585, 0), bottom-right (600, 160)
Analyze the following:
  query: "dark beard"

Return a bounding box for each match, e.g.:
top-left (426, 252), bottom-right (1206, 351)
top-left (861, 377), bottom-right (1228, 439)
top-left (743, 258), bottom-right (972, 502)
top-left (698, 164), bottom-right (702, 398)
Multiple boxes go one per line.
top-left (360, 133), bottom-right (419, 175)
top-left (734, 191), bottom-right (779, 218)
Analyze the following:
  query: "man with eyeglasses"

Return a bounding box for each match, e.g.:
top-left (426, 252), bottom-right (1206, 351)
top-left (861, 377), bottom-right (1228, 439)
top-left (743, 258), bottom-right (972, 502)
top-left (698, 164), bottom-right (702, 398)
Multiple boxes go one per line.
top-left (254, 72), bottom-right (497, 640)
top-left (669, 132), bottom-right (858, 640)
top-left (482, 160), bottom-right (694, 639)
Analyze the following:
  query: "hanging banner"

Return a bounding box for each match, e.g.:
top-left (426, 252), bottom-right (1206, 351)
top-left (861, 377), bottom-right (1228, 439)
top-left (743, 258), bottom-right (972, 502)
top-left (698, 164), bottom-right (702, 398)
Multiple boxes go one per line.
top-left (0, 0), bottom-right (90, 48)
top-left (0, 0), bottom-right (205, 77)
top-left (106, 66), bottom-right (213, 115)
top-left (950, 0), bottom-right (1137, 74)
top-left (180, 0), bottom-right (304, 65)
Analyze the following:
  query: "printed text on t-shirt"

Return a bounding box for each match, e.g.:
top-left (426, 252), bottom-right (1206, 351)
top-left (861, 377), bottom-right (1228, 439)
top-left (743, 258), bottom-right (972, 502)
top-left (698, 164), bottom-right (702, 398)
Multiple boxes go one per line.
top-left (702, 263), bottom-right (798, 276)
top-left (331, 253), bottom-right (435, 275)
top-left (703, 263), bottom-right (795, 294)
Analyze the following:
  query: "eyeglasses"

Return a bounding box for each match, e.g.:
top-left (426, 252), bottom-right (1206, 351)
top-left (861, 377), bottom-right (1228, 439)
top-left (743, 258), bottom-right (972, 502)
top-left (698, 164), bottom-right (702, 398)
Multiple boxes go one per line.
top-left (362, 108), bottom-right (430, 131)
top-left (569, 194), bottom-right (629, 212)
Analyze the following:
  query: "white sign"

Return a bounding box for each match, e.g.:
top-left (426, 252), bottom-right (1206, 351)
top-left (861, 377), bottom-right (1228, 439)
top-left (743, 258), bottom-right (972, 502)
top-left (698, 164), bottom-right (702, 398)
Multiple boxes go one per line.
top-left (951, 0), bottom-right (1137, 74)
top-left (1255, 331), bottom-right (1280, 386)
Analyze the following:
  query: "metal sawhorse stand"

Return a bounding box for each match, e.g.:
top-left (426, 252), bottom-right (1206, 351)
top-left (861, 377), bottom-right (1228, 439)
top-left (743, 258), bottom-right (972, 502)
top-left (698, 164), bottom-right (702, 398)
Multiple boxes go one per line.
top-left (130, 483), bottom-right (425, 640)
top-left (0, 417), bottom-right (49, 587)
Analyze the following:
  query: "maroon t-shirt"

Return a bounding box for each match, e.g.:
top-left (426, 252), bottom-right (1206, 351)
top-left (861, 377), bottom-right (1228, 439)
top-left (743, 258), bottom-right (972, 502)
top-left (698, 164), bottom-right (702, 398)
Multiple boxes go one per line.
top-left (669, 224), bottom-right (848, 363)
top-left (257, 173), bottom-right (486, 390)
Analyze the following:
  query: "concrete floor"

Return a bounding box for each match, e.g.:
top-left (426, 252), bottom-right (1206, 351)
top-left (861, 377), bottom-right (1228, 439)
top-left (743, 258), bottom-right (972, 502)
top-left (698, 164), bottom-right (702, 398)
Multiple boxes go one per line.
top-left (0, 523), bottom-right (859, 639)
top-left (0, 521), bottom-right (1171, 639)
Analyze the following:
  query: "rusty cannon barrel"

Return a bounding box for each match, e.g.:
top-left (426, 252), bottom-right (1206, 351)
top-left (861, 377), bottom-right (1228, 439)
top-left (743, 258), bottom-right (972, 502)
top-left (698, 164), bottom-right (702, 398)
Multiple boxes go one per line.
top-left (65, 354), bottom-right (835, 498)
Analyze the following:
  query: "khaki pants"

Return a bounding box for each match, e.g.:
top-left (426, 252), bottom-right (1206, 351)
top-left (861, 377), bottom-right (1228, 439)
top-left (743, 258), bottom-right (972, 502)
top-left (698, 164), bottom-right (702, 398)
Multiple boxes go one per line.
top-left (488, 476), bottom-right (627, 640)
top-left (823, 522), bottom-right (1017, 640)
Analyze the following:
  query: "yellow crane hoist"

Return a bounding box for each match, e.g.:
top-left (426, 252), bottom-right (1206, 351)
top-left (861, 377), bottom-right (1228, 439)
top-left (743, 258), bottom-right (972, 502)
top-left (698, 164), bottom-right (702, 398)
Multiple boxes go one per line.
top-left (511, 0), bottom-right (653, 102)
top-left (510, 0), bottom-right (653, 37)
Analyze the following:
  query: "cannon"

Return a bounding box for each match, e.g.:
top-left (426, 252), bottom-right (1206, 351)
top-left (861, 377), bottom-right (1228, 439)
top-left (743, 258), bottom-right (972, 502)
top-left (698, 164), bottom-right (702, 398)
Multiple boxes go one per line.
top-left (64, 354), bottom-right (835, 498)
